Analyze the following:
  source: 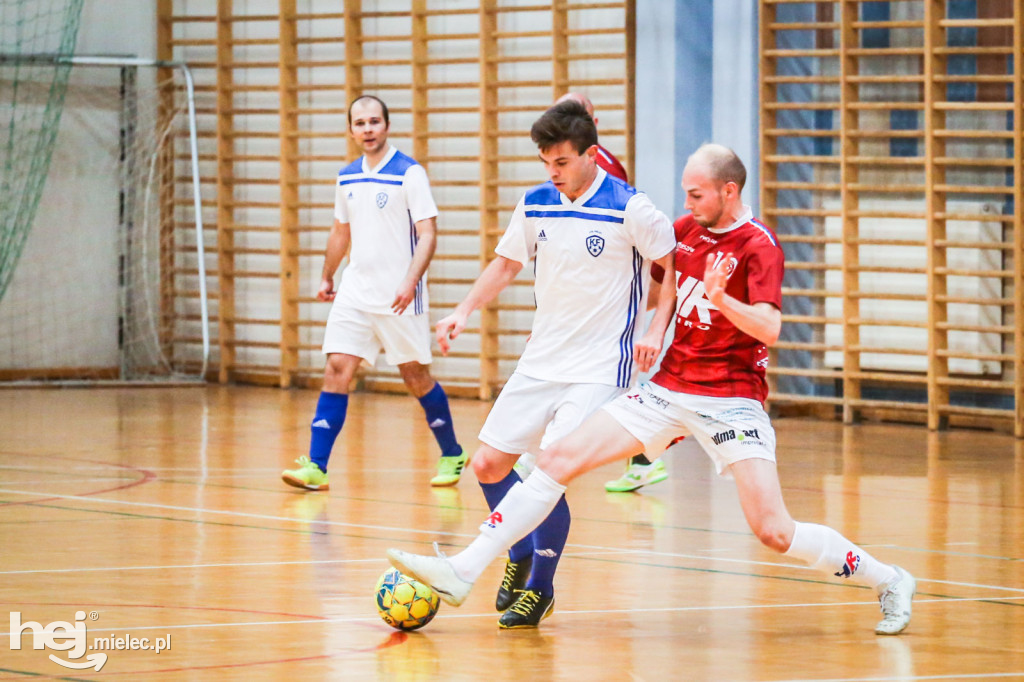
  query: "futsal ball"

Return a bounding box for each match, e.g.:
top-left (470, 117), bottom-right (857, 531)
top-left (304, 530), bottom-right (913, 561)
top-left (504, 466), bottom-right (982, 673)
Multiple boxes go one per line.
top-left (375, 568), bottom-right (440, 630)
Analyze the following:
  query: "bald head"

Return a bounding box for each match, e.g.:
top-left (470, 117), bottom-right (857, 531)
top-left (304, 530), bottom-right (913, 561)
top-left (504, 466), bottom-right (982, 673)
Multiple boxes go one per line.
top-left (685, 143), bottom-right (747, 192)
top-left (556, 92), bottom-right (596, 123)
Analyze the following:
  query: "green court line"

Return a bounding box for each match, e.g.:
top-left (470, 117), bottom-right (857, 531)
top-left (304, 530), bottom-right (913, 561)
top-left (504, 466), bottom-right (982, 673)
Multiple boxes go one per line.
top-left (155, 476), bottom-right (1024, 561)
top-left (10, 469), bottom-right (1021, 563)
top-left (0, 667), bottom-right (96, 681)
top-left (577, 554), bottom-right (1024, 608)
top-left (11, 502), bottom-right (1022, 607)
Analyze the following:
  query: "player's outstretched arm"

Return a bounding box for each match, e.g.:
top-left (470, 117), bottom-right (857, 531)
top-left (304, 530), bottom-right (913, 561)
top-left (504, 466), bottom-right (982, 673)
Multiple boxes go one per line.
top-left (436, 255), bottom-right (524, 354)
top-left (634, 251), bottom-right (676, 372)
top-left (703, 252), bottom-right (782, 346)
top-left (318, 219), bottom-right (351, 302)
top-left (393, 216), bottom-right (437, 314)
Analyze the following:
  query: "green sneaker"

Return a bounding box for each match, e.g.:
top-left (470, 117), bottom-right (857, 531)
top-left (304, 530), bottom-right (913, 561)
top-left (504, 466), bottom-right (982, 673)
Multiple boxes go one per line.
top-left (604, 458), bottom-right (668, 493)
top-left (430, 450), bottom-right (469, 487)
top-left (497, 589), bottom-right (554, 629)
top-left (282, 456), bottom-right (329, 491)
top-left (496, 555), bottom-right (532, 611)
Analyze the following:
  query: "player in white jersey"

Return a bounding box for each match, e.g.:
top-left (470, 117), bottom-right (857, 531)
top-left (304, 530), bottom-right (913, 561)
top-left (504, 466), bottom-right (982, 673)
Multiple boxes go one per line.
top-left (555, 90), bottom-right (674, 493)
top-left (282, 95), bottom-right (466, 492)
top-left (432, 99), bottom-right (677, 627)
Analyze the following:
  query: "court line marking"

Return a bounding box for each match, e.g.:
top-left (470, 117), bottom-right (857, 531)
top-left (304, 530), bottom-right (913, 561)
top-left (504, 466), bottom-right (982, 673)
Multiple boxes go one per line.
top-left (3, 549), bottom-right (1021, 598)
top-left (771, 674), bottom-right (1024, 681)
top-left (0, 558), bottom-right (381, 576)
top-left (7, 464), bottom-right (1019, 564)
top-left (0, 458), bottom-right (154, 509)
top-left (154, 475), bottom-right (1024, 564)
top-left (3, 487), bottom-right (1023, 595)
top-left (2, 595), bottom-right (1022, 639)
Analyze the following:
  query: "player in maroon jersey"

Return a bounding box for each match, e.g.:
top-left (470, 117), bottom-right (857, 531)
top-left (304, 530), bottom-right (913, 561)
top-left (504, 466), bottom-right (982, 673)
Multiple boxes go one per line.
top-left (556, 92), bottom-right (630, 183)
top-left (387, 144), bottom-right (917, 635)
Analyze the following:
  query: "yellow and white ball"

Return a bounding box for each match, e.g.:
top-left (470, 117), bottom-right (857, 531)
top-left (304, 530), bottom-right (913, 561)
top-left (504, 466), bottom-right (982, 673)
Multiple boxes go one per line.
top-left (375, 568), bottom-right (440, 630)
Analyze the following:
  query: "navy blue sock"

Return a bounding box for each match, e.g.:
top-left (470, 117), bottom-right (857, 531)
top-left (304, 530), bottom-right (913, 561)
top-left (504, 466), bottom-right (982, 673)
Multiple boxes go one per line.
top-left (525, 494), bottom-right (571, 598)
top-left (479, 470), bottom-right (533, 562)
top-left (309, 392), bottom-right (348, 472)
top-left (417, 382), bottom-right (462, 457)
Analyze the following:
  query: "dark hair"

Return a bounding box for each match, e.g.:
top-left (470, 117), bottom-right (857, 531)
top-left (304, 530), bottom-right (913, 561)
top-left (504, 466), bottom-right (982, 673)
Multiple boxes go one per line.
top-left (530, 100), bottom-right (598, 155)
top-left (348, 95), bottom-right (389, 127)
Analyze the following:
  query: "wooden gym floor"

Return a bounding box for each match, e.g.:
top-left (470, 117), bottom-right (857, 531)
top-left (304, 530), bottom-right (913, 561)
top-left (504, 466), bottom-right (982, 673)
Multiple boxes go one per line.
top-left (0, 385), bottom-right (1022, 681)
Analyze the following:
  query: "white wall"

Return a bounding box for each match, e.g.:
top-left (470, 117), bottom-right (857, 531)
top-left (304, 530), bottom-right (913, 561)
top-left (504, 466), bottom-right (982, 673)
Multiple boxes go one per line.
top-left (634, 1), bottom-right (677, 218)
top-left (76, 0), bottom-right (155, 57)
top-left (0, 2), bottom-right (157, 370)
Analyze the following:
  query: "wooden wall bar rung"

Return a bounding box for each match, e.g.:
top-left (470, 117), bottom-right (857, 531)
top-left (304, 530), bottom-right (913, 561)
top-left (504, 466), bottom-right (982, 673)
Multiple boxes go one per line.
top-left (939, 18), bottom-right (1014, 29)
top-left (853, 20), bottom-right (925, 29)
top-left (935, 46), bottom-right (1013, 55)
top-left (768, 21), bottom-right (840, 30)
top-left (846, 372), bottom-right (928, 384)
top-left (422, 33), bottom-right (478, 41)
top-left (763, 75), bottom-right (841, 84)
top-left (222, 13), bottom-right (277, 21)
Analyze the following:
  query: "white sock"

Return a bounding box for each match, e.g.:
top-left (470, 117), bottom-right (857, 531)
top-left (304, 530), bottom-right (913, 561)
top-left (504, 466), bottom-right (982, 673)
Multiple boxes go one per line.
top-left (448, 468), bottom-right (566, 583)
top-left (785, 521), bottom-right (899, 593)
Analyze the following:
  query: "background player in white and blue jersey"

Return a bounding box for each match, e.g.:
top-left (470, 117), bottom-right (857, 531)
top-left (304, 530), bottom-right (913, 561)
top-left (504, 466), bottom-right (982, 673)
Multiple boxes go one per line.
top-left (282, 95), bottom-right (465, 491)
top-left (431, 99), bottom-right (677, 627)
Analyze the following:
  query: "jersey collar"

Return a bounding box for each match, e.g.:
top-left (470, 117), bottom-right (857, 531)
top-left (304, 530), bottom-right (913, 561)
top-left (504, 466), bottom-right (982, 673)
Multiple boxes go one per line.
top-left (560, 167), bottom-right (606, 206)
top-left (707, 205), bottom-right (753, 234)
top-left (362, 145), bottom-right (397, 174)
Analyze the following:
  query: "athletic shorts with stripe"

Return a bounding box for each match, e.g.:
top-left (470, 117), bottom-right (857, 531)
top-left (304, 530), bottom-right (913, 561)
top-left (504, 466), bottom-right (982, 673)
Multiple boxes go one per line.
top-left (602, 381), bottom-right (776, 476)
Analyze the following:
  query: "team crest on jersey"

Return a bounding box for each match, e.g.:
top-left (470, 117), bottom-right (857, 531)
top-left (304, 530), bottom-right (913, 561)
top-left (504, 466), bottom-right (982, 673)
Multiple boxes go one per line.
top-left (586, 233), bottom-right (605, 257)
top-left (725, 257), bottom-right (738, 277)
top-left (376, 191), bottom-right (389, 208)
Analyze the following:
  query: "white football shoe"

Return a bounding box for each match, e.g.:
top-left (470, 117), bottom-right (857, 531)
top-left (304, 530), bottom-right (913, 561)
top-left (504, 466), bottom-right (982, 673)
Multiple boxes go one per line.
top-left (875, 565), bottom-right (916, 635)
top-left (387, 543), bottom-right (473, 607)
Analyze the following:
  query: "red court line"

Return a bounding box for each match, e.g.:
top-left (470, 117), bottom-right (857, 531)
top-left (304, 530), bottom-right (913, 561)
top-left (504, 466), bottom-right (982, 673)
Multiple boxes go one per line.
top-left (0, 456), bottom-right (156, 508)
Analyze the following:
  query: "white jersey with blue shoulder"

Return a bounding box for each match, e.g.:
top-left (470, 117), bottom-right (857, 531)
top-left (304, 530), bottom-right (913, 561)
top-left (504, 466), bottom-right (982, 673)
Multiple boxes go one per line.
top-left (333, 145), bottom-right (438, 315)
top-left (495, 168), bottom-right (675, 387)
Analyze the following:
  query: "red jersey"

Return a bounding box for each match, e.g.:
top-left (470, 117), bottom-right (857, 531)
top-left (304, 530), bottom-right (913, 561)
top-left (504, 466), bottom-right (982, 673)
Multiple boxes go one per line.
top-left (596, 144), bottom-right (628, 183)
top-left (651, 210), bottom-right (784, 403)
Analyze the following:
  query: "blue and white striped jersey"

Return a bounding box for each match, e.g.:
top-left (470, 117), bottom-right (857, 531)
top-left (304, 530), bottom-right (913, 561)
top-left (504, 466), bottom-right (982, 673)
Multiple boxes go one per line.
top-left (496, 168), bottom-right (675, 387)
top-left (333, 145), bottom-right (438, 315)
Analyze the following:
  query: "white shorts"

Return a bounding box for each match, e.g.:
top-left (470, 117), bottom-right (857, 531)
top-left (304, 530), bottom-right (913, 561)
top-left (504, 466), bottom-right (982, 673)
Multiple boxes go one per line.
top-left (602, 381), bottom-right (776, 476)
top-left (479, 372), bottom-right (626, 455)
top-left (322, 301), bottom-right (432, 367)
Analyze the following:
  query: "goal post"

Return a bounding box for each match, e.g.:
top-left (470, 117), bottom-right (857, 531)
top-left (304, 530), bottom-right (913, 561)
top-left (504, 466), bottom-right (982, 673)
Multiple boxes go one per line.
top-left (0, 54), bottom-right (210, 385)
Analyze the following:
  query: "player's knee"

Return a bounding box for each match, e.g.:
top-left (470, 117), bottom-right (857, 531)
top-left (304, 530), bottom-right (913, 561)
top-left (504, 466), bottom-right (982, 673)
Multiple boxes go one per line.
top-left (534, 447), bottom-right (574, 484)
top-left (472, 450), bottom-right (511, 483)
top-left (398, 363), bottom-right (434, 396)
top-left (323, 356), bottom-right (356, 390)
top-left (534, 446), bottom-right (561, 474)
top-left (751, 518), bottom-right (792, 553)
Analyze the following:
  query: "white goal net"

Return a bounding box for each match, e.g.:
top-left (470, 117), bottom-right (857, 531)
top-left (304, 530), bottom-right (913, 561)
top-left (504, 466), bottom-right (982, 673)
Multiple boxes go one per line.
top-left (0, 57), bottom-right (209, 384)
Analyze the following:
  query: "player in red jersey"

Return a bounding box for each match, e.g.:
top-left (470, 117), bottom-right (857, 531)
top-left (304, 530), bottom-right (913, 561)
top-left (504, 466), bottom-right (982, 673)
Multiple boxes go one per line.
top-left (387, 144), bottom-right (918, 636)
top-left (556, 91), bottom-right (673, 493)
top-left (556, 92), bottom-right (630, 182)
